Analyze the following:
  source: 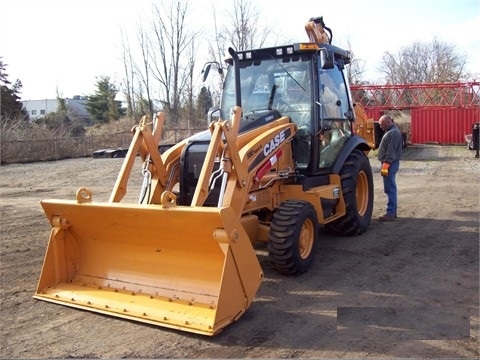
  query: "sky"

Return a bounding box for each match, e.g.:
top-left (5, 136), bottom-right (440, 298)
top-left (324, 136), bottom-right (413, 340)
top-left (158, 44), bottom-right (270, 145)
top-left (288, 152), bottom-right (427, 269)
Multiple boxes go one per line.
top-left (0, 0), bottom-right (479, 101)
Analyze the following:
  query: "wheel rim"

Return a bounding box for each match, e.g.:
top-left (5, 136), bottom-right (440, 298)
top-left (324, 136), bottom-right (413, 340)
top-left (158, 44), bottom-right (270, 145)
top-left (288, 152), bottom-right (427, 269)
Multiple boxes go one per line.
top-left (356, 170), bottom-right (369, 216)
top-left (299, 218), bottom-right (315, 259)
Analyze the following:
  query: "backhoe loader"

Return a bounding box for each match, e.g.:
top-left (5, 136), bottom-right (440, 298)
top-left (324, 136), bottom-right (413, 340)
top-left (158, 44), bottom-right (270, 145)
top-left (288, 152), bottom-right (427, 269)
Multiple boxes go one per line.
top-left (35, 16), bottom-right (376, 336)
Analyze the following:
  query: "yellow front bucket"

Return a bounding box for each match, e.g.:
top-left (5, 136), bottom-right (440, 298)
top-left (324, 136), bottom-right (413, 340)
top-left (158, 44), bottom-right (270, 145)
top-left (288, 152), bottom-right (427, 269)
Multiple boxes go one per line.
top-left (34, 199), bottom-right (263, 335)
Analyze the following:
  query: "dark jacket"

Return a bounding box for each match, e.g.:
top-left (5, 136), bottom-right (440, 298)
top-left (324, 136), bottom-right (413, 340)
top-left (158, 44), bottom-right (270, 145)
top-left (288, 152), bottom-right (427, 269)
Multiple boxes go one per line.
top-left (377, 124), bottom-right (402, 164)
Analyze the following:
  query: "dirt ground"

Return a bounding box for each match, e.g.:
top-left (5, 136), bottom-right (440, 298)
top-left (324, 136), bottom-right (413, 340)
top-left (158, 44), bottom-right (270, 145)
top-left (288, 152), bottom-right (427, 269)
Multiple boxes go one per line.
top-left (1, 144), bottom-right (479, 359)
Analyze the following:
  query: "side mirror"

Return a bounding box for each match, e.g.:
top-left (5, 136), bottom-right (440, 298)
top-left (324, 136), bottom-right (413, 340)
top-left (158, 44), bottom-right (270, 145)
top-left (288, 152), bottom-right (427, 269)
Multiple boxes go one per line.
top-left (318, 49), bottom-right (334, 69)
top-left (201, 62), bottom-right (224, 82)
top-left (201, 63), bottom-right (212, 82)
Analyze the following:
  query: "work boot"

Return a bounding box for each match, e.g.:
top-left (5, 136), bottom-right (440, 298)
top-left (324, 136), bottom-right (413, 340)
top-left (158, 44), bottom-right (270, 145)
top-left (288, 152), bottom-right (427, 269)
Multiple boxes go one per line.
top-left (379, 213), bottom-right (396, 222)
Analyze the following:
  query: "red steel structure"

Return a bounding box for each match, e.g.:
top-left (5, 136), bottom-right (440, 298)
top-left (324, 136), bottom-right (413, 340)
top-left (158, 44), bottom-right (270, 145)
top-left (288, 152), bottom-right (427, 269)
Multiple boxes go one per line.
top-left (350, 82), bottom-right (480, 144)
top-left (350, 82), bottom-right (480, 110)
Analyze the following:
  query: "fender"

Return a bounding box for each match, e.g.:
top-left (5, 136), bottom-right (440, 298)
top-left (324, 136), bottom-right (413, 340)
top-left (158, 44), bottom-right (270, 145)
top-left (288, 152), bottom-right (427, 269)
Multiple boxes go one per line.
top-left (331, 135), bottom-right (371, 174)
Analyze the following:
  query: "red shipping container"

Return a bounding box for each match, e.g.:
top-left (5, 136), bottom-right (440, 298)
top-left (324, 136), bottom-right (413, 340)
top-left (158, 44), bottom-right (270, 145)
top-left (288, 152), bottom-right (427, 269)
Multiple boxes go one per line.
top-left (411, 108), bottom-right (480, 144)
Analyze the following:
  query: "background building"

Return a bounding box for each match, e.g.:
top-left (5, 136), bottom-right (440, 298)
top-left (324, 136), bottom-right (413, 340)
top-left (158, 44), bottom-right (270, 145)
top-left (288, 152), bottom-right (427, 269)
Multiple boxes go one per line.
top-left (22, 96), bottom-right (90, 121)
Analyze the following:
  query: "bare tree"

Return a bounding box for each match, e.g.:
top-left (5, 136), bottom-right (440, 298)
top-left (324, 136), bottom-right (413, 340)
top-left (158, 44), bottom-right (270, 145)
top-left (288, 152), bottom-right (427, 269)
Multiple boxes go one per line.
top-left (120, 30), bottom-right (137, 121)
top-left (136, 25), bottom-right (154, 117)
top-left (224, 0), bottom-right (269, 51)
top-left (347, 54), bottom-right (367, 85)
top-left (121, 24), bottom-right (158, 120)
top-left (119, 0), bottom-right (200, 127)
top-left (204, 8), bottom-right (227, 106)
top-left (343, 37), bottom-right (366, 85)
top-left (380, 38), bottom-right (467, 84)
top-left (148, 0), bottom-right (199, 124)
top-left (184, 38), bottom-right (197, 130)
top-left (206, 0), bottom-right (273, 99)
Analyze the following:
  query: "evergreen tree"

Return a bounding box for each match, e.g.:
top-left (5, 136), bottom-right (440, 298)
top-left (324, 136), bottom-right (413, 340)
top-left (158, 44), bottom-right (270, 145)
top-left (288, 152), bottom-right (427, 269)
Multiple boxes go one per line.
top-left (86, 76), bottom-right (124, 123)
top-left (196, 86), bottom-right (213, 117)
top-left (0, 58), bottom-right (28, 120)
top-left (193, 86), bottom-right (213, 128)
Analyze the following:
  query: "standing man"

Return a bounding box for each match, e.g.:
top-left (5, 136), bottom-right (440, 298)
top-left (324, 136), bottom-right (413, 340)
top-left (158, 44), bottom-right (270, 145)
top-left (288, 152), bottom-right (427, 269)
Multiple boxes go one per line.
top-left (377, 115), bottom-right (403, 222)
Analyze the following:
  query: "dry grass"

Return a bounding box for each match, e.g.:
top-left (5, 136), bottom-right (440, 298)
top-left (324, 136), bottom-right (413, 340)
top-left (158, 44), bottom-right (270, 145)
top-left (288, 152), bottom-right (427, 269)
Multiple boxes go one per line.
top-left (1, 116), bottom-right (205, 165)
top-left (86, 117), bottom-right (138, 136)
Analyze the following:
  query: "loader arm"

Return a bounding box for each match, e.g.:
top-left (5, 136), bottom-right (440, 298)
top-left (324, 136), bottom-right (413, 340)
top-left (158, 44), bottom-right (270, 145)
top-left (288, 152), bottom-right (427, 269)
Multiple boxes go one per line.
top-left (147, 141), bottom-right (184, 204)
top-left (110, 114), bottom-right (169, 203)
top-left (190, 103), bottom-right (296, 217)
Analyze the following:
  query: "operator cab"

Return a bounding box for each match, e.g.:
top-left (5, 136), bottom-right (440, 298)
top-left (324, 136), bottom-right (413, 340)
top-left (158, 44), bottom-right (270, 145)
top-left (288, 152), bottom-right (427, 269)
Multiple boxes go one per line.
top-left (219, 43), bottom-right (355, 175)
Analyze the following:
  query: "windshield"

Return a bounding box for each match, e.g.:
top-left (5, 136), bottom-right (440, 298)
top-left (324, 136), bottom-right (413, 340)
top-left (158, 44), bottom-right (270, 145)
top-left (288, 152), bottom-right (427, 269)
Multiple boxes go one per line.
top-left (219, 52), bottom-right (354, 172)
top-left (220, 55), bottom-right (312, 129)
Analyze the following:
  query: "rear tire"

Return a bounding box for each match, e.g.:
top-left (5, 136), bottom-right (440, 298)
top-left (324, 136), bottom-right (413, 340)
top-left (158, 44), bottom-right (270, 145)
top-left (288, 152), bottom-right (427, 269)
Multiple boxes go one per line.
top-left (326, 149), bottom-right (373, 235)
top-left (268, 200), bottom-right (319, 275)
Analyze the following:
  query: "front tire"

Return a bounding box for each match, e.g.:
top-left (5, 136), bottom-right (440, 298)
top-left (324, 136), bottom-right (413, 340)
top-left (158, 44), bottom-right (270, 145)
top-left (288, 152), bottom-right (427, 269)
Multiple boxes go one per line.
top-left (326, 149), bottom-right (373, 235)
top-left (268, 200), bottom-right (319, 275)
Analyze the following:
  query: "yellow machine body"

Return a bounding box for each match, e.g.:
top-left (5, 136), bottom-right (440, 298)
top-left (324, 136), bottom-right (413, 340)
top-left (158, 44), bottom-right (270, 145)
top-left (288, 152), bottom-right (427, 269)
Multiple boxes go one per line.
top-left (35, 16), bottom-right (376, 336)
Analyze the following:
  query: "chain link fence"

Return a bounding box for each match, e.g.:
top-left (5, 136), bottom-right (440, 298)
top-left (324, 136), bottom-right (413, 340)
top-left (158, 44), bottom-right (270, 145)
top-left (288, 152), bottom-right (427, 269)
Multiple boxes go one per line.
top-left (1, 128), bottom-right (204, 165)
